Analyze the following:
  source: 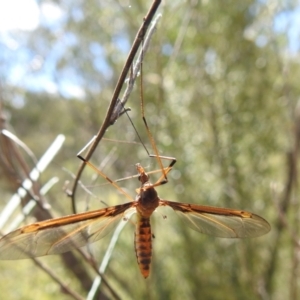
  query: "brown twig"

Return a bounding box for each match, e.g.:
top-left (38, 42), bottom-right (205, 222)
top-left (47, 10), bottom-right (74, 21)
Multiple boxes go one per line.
top-left (70, 0), bottom-right (161, 213)
top-left (32, 258), bottom-right (85, 300)
top-left (77, 249), bottom-right (122, 300)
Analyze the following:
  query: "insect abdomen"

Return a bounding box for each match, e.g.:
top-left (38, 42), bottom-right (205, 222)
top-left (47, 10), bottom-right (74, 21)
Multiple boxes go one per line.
top-left (134, 215), bottom-right (152, 278)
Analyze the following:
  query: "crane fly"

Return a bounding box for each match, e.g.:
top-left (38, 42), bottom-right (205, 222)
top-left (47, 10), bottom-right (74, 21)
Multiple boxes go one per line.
top-left (0, 64), bottom-right (270, 280)
top-left (0, 156), bottom-right (270, 278)
top-left (0, 135), bottom-right (271, 279)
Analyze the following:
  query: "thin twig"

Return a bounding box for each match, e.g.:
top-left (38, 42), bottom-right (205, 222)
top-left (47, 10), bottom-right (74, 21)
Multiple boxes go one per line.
top-left (120, 13), bottom-right (162, 110)
top-left (71, 0), bottom-right (161, 213)
top-left (86, 208), bottom-right (136, 300)
top-left (32, 258), bottom-right (85, 300)
top-left (76, 249), bottom-right (122, 300)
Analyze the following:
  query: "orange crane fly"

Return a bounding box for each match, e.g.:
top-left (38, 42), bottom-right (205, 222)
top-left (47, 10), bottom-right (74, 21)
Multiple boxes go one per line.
top-left (0, 157), bottom-right (270, 278)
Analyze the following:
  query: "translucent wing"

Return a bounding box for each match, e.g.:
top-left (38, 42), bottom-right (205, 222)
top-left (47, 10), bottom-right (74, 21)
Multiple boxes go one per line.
top-left (159, 200), bottom-right (270, 238)
top-left (0, 202), bottom-right (135, 259)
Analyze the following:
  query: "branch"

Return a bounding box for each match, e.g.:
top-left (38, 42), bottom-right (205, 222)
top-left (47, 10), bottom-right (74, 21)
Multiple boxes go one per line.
top-left (70, 0), bottom-right (162, 212)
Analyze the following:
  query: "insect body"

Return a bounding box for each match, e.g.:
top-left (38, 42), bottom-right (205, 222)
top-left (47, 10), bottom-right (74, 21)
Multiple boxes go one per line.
top-left (0, 160), bottom-right (270, 278)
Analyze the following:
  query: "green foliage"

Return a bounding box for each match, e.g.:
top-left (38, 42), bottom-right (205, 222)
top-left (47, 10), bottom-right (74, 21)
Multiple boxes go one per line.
top-left (1, 0), bottom-right (299, 299)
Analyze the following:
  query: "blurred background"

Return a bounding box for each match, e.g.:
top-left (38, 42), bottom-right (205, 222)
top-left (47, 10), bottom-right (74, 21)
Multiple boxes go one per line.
top-left (0, 0), bottom-right (299, 299)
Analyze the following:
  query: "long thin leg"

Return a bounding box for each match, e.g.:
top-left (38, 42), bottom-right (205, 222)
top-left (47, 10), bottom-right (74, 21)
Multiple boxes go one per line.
top-left (76, 40), bottom-right (176, 199)
top-left (148, 155), bottom-right (176, 186)
top-left (138, 44), bottom-right (176, 186)
top-left (77, 155), bottom-right (134, 203)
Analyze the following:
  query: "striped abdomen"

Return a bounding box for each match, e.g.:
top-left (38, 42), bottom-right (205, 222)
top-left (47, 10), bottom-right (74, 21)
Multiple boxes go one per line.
top-left (134, 215), bottom-right (152, 278)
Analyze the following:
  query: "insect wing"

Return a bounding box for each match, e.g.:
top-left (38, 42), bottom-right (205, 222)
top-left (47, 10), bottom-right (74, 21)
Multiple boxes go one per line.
top-left (159, 200), bottom-right (270, 238)
top-left (0, 202), bottom-right (135, 260)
